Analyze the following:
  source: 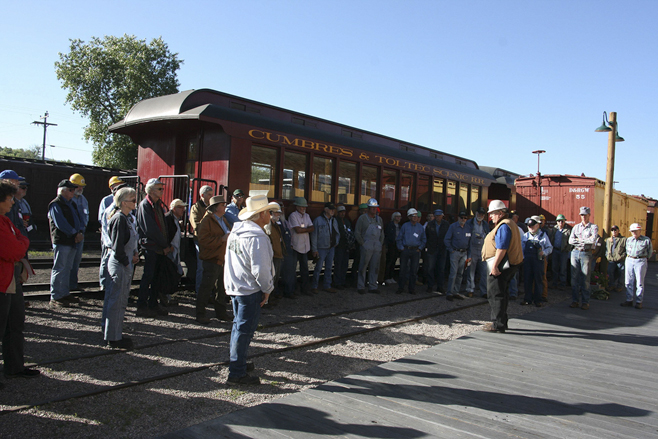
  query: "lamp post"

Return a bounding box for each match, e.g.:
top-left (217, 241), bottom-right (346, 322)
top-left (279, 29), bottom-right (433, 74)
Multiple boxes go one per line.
top-left (532, 150), bottom-right (546, 209)
top-left (595, 111), bottom-right (624, 237)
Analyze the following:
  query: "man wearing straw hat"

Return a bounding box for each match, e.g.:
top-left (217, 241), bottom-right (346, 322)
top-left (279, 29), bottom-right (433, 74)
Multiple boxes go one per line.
top-left (224, 194), bottom-right (279, 385)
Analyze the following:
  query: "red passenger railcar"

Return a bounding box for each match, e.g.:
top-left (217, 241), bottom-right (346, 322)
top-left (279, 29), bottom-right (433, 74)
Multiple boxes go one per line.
top-left (110, 89), bottom-right (502, 225)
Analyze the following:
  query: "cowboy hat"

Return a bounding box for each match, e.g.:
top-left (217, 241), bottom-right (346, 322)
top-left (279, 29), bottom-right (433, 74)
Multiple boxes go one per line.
top-left (238, 195), bottom-right (281, 221)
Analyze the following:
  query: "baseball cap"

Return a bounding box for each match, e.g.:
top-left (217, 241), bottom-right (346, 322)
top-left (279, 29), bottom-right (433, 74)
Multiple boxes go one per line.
top-left (324, 202), bottom-right (336, 210)
top-left (579, 206), bottom-right (590, 215)
top-left (434, 209), bottom-right (444, 216)
top-left (337, 205), bottom-right (346, 212)
top-left (58, 179), bottom-right (78, 189)
top-left (0, 170), bottom-right (20, 180)
top-left (146, 178), bottom-right (165, 186)
top-left (170, 199), bottom-right (188, 210)
top-left (233, 188), bottom-right (245, 197)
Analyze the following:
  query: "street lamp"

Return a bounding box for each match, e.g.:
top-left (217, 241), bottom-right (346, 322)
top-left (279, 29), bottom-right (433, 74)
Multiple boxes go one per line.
top-left (532, 150), bottom-right (546, 209)
top-left (595, 111), bottom-right (624, 237)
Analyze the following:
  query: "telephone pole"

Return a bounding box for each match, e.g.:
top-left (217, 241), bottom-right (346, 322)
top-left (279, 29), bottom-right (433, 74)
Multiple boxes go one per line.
top-left (31, 111), bottom-right (58, 160)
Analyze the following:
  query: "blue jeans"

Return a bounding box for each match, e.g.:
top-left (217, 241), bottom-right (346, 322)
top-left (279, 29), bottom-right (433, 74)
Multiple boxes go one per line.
top-left (103, 257), bottom-right (132, 341)
top-left (333, 247), bottom-right (349, 287)
top-left (625, 258), bottom-right (647, 303)
top-left (509, 271), bottom-right (519, 297)
top-left (552, 249), bottom-right (570, 287)
top-left (99, 245), bottom-right (113, 298)
top-left (447, 250), bottom-right (467, 295)
top-left (50, 244), bottom-right (77, 300)
top-left (312, 247), bottom-right (335, 289)
top-left (399, 248), bottom-right (421, 293)
top-left (69, 240), bottom-right (84, 290)
top-left (229, 292), bottom-right (262, 378)
top-left (523, 256), bottom-right (544, 305)
top-left (294, 251), bottom-right (310, 291)
top-left (607, 260), bottom-right (625, 289)
top-left (571, 250), bottom-right (593, 304)
top-left (466, 255), bottom-right (487, 296)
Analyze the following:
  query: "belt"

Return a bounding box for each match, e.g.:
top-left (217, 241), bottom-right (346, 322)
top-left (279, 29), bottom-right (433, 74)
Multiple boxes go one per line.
top-left (455, 249), bottom-right (467, 252)
top-left (404, 246), bottom-right (419, 250)
top-left (628, 256), bottom-right (646, 259)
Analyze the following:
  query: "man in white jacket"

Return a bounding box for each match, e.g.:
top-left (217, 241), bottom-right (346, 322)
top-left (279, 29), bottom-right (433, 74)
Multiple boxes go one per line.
top-left (224, 194), bottom-right (279, 385)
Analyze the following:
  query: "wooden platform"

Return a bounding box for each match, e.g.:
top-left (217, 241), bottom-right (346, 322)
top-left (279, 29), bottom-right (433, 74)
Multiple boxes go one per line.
top-left (163, 264), bottom-right (658, 438)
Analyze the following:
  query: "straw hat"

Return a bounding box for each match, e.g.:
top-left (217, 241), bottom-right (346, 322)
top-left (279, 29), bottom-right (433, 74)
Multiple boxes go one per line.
top-left (238, 195), bottom-right (281, 221)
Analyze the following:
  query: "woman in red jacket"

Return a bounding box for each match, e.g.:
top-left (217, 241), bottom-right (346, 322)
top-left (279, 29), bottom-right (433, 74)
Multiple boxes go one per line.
top-left (0, 179), bottom-right (39, 387)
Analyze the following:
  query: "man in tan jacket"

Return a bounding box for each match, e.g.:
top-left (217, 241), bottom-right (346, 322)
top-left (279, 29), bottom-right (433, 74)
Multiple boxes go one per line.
top-left (196, 195), bottom-right (231, 324)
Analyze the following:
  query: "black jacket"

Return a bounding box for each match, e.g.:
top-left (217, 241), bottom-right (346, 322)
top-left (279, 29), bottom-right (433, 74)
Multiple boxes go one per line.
top-left (425, 219), bottom-right (450, 253)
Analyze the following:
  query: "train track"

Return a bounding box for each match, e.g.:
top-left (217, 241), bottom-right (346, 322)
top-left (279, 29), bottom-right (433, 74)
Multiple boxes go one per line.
top-left (2, 295), bottom-right (489, 415)
top-left (28, 257), bottom-right (102, 270)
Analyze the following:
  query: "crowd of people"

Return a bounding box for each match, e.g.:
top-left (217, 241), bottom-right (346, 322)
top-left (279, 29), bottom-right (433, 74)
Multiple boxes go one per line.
top-left (0, 167), bottom-right (654, 387)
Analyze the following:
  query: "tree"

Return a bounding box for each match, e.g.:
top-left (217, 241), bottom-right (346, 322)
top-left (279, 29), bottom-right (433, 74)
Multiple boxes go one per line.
top-left (0, 146), bottom-right (41, 159)
top-left (55, 35), bottom-right (183, 169)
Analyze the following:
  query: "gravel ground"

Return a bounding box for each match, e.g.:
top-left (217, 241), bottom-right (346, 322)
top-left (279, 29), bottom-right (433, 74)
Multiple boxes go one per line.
top-left (2, 266), bottom-right (573, 438)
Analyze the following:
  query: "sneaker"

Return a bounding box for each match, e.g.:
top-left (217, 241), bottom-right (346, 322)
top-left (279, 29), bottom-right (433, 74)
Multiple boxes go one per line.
top-left (226, 374), bottom-right (260, 386)
top-left (50, 298), bottom-right (70, 308)
top-left (635, 303), bottom-right (643, 309)
top-left (108, 337), bottom-right (134, 350)
top-left (620, 301), bottom-right (634, 307)
top-left (357, 289), bottom-right (366, 295)
top-left (5, 368), bottom-right (41, 379)
top-left (581, 303), bottom-right (590, 310)
top-left (435, 290), bottom-right (446, 296)
top-left (520, 301), bottom-right (531, 306)
top-left (569, 302), bottom-right (580, 308)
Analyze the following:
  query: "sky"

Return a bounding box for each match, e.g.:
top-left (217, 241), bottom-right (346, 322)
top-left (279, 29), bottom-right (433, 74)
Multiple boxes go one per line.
top-left (1, 0), bottom-right (656, 199)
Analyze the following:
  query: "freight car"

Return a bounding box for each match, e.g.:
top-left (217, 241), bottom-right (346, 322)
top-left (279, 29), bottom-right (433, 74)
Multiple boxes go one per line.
top-left (515, 174), bottom-right (649, 236)
top-left (0, 156), bottom-right (132, 250)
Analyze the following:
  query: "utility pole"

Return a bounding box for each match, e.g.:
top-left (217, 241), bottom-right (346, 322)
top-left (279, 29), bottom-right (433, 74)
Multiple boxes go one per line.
top-left (31, 111), bottom-right (58, 160)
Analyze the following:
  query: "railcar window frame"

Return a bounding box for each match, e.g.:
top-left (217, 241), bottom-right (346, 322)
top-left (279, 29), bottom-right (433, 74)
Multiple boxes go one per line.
top-left (250, 145), bottom-right (278, 198)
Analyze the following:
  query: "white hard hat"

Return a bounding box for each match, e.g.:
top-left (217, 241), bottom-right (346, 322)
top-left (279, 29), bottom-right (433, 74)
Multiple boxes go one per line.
top-left (488, 200), bottom-right (507, 213)
top-left (630, 223), bottom-right (642, 231)
top-left (407, 208), bottom-right (418, 217)
top-left (367, 198), bottom-right (379, 207)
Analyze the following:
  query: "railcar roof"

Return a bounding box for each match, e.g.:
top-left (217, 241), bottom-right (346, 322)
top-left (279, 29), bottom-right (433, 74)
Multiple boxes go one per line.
top-left (109, 89), bottom-right (496, 184)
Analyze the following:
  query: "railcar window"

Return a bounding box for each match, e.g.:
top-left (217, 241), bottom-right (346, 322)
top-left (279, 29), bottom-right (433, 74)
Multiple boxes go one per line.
top-left (470, 185), bottom-right (480, 214)
top-left (417, 175), bottom-right (430, 213)
top-left (360, 165), bottom-right (378, 204)
top-left (459, 183), bottom-right (469, 214)
top-left (446, 180), bottom-right (457, 215)
top-left (250, 146), bottom-right (278, 197)
top-left (400, 172), bottom-right (413, 211)
top-left (185, 135), bottom-right (199, 178)
top-left (433, 178), bottom-right (445, 211)
top-left (338, 161), bottom-right (356, 205)
top-left (283, 151), bottom-right (307, 200)
top-left (381, 169), bottom-right (397, 209)
top-left (311, 157), bottom-right (334, 203)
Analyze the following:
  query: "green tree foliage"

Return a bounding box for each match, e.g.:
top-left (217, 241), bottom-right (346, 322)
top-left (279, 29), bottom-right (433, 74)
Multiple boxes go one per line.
top-left (55, 35), bottom-right (182, 169)
top-left (0, 146), bottom-right (41, 159)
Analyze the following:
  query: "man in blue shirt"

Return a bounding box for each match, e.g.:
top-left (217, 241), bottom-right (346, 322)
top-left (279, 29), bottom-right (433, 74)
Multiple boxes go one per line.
top-left (465, 207), bottom-right (490, 298)
top-left (396, 208), bottom-right (426, 295)
top-left (444, 211), bottom-right (471, 301)
top-left (225, 189), bottom-right (246, 227)
top-left (48, 179), bottom-right (84, 306)
top-left (69, 174), bottom-right (89, 292)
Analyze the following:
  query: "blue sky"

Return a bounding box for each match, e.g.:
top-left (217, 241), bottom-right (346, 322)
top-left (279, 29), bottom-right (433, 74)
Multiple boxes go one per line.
top-left (1, 0), bottom-right (656, 198)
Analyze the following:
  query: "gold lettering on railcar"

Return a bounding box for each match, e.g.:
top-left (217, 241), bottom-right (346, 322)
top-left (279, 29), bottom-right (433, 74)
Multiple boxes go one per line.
top-left (248, 129), bottom-right (485, 185)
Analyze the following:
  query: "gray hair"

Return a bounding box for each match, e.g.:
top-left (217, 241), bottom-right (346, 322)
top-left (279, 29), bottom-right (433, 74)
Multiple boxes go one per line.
top-left (57, 187), bottom-right (67, 196)
top-left (108, 187), bottom-right (136, 220)
top-left (391, 212), bottom-right (402, 221)
top-left (199, 185), bottom-right (213, 197)
top-left (246, 211), bottom-right (261, 222)
top-left (145, 181), bottom-right (160, 196)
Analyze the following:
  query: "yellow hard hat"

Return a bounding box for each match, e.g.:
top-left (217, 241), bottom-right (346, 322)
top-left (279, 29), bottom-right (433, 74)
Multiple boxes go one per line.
top-left (108, 176), bottom-right (124, 188)
top-left (539, 214), bottom-right (546, 221)
top-left (69, 173), bottom-right (86, 187)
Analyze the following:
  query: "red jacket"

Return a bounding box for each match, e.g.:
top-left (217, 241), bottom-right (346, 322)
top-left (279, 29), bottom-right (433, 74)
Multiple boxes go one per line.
top-left (0, 215), bottom-right (29, 292)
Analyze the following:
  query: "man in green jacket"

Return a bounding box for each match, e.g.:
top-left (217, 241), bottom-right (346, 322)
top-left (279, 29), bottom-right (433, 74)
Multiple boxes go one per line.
top-left (606, 225), bottom-right (626, 292)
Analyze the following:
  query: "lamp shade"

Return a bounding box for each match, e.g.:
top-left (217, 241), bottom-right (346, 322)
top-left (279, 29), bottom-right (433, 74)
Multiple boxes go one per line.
top-left (595, 123), bottom-right (611, 132)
